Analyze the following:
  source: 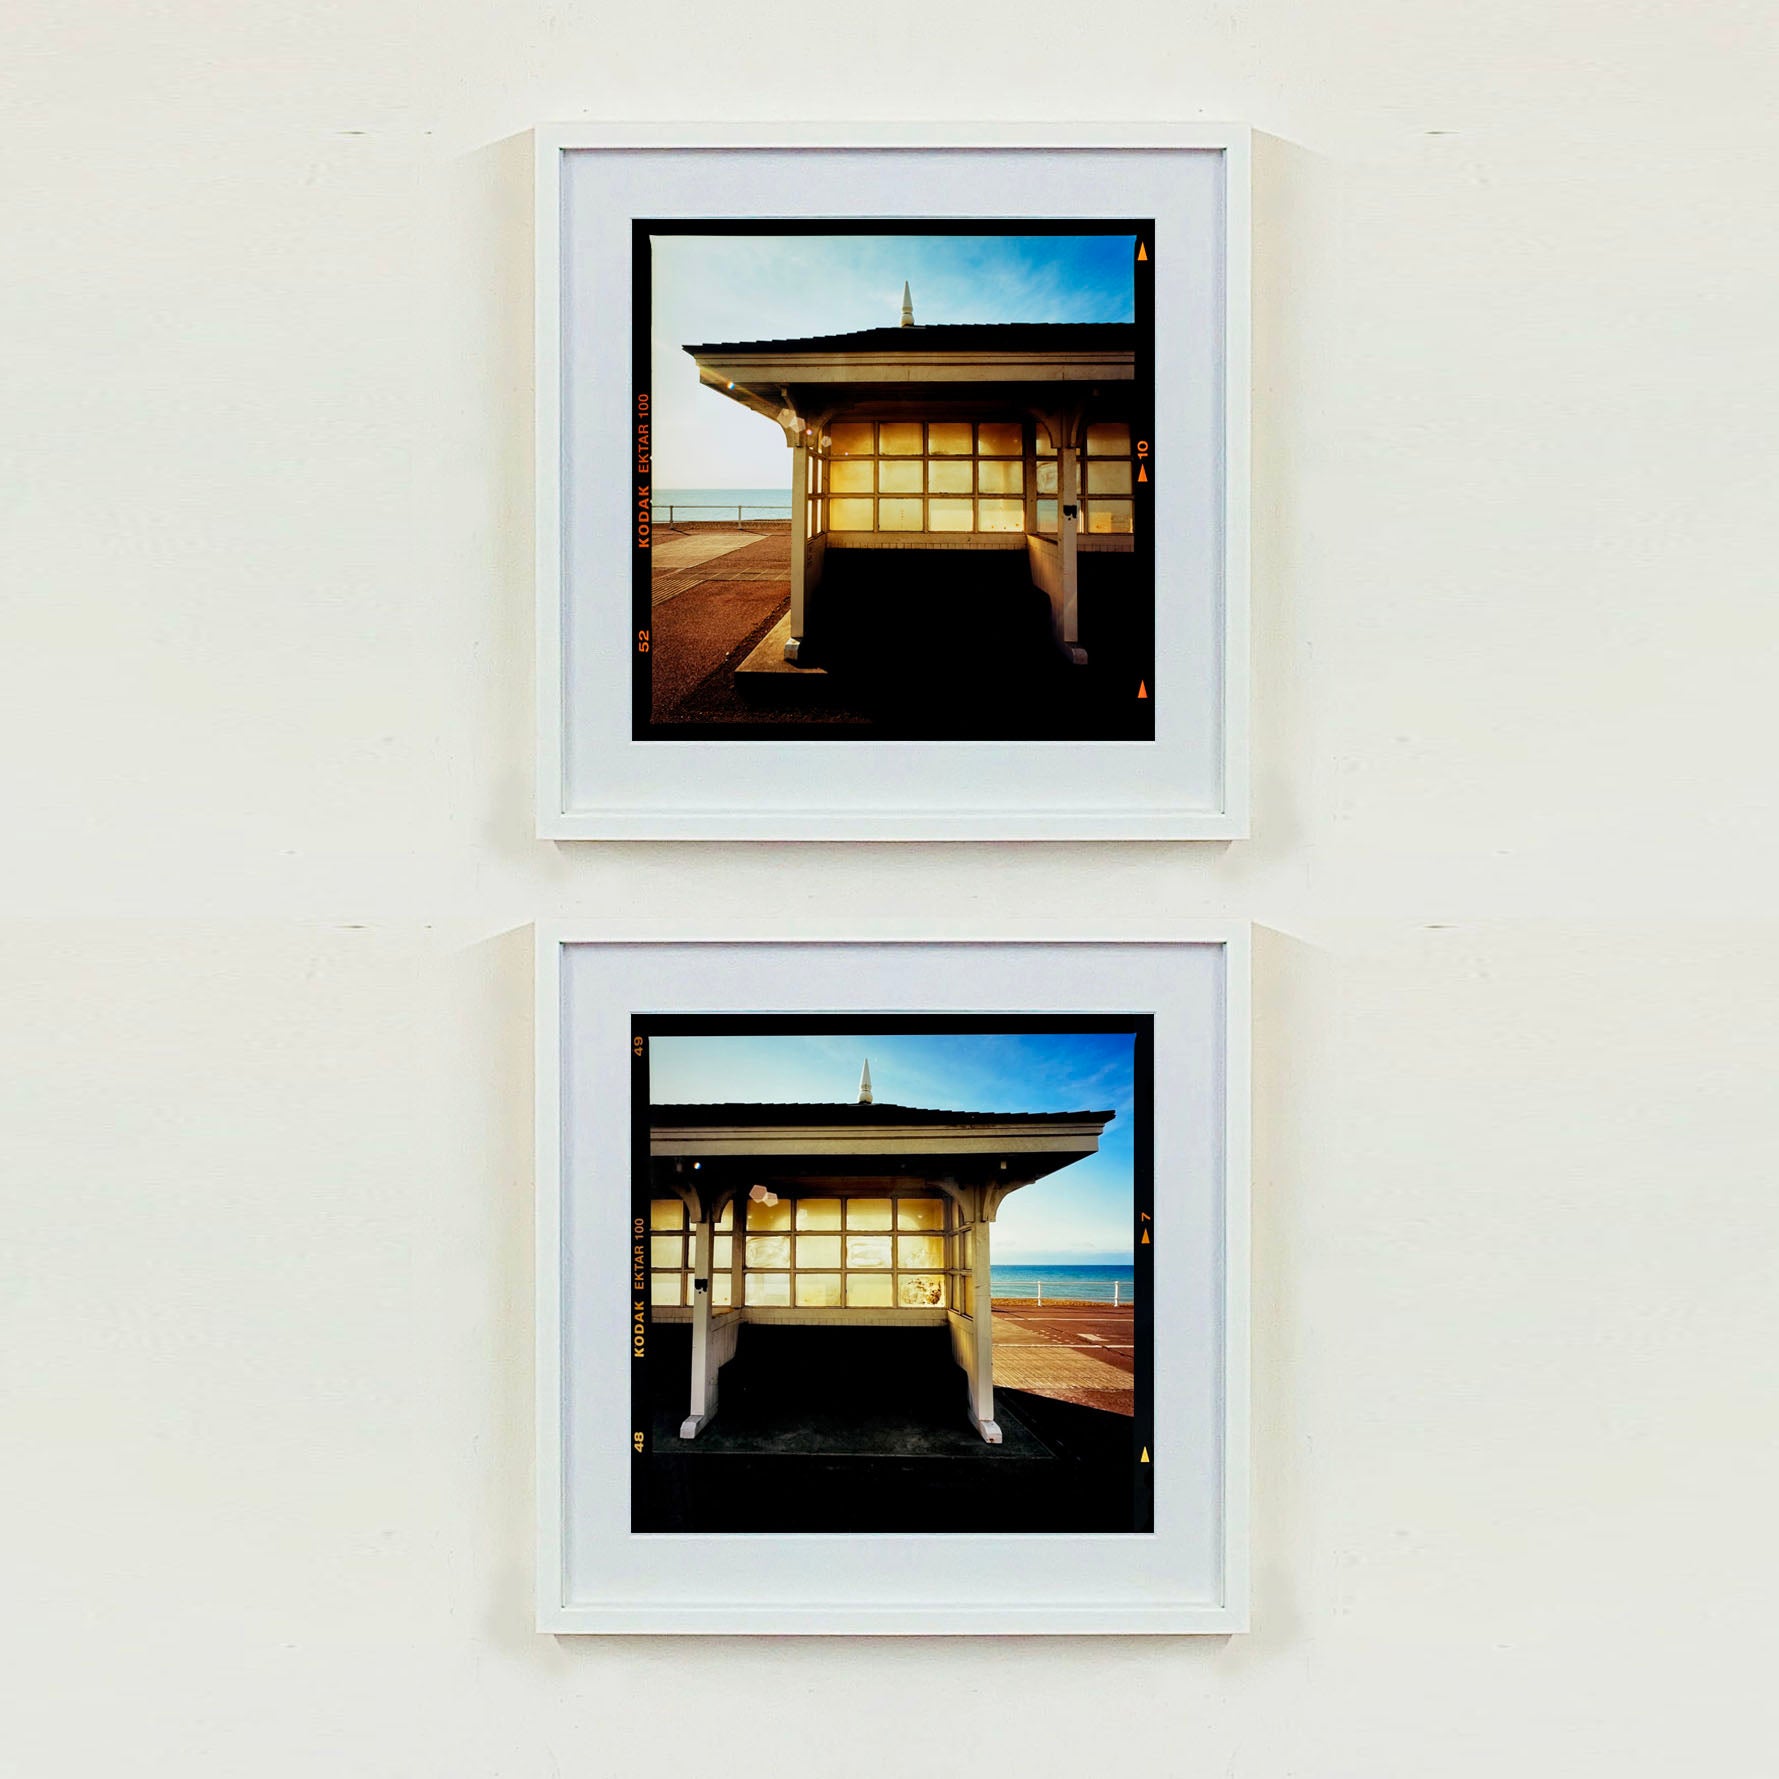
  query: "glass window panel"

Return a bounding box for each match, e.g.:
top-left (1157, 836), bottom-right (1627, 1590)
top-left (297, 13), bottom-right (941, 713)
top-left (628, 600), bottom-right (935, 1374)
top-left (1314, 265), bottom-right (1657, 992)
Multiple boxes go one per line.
top-left (1036, 498), bottom-right (1058, 533)
top-left (927, 499), bottom-right (973, 532)
top-left (745, 1272), bottom-right (791, 1306)
top-left (897, 1198), bottom-right (944, 1230)
top-left (828, 497), bottom-right (873, 531)
top-left (745, 1234), bottom-right (791, 1268)
top-left (1086, 460), bottom-right (1132, 494)
top-left (878, 458), bottom-right (922, 493)
top-left (715, 1202), bottom-right (733, 1232)
top-left (1036, 460), bottom-right (1058, 495)
top-left (977, 459), bottom-right (1023, 495)
top-left (879, 497), bottom-right (923, 530)
top-left (828, 459), bottom-right (872, 494)
top-left (846, 1235), bottom-right (893, 1269)
top-left (847, 1198), bottom-right (893, 1230)
top-left (711, 1274), bottom-right (732, 1308)
top-left (898, 1274), bottom-right (946, 1308)
top-left (649, 1235), bottom-right (682, 1269)
top-left (898, 1234), bottom-right (945, 1269)
top-left (927, 421), bottom-right (973, 455)
top-left (978, 498), bottom-right (1025, 533)
top-left (796, 1234), bottom-right (841, 1268)
top-left (794, 1273), bottom-right (842, 1307)
top-left (1086, 422), bottom-right (1131, 457)
top-left (814, 458), bottom-right (823, 494)
top-left (961, 1228), bottom-right (974, 1267)
top-left (650, 1271), bottom-right (681, 1306)
top-left (927, 459), bottom-right (972, 494)
top-left (649, 1200), bottom-right (684, 1230)
top-left (747, 1197), bottom-right (790, 1231)
top-left (1086, 498), bottom-right (1134, 534)
top-left (878, 421), bottom-right (922, 455)
top-left (977, 422), bottom-right (1022, 457)
top-left (795, 1198), bottom-right (842, 1230)
top-left (846, 1274), bottom-right (894, 1307)
top-left (712, 1234), bottom-right (732, 1269)
top-left (830, 422), bottom-right (874, 457)
top-left (1036, 430), bottom-right (1056, 456)
top-left (961, 1272), bottom-right (975, 1315)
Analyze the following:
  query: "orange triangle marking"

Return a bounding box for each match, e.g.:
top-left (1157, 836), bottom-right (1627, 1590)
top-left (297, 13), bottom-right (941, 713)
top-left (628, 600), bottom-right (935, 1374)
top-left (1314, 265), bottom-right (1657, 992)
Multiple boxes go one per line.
top-left (1140, 1447), bottom-right (1151, 1464)
top-left (1137, 680), bottom-right (1149, 700)
top-left (1137, 463), bottom-right (1148, 482)
top-left (1137, 242), bottom-right (1148, 261)
top-left (1140, 1227), bottom-right (1151, 1243)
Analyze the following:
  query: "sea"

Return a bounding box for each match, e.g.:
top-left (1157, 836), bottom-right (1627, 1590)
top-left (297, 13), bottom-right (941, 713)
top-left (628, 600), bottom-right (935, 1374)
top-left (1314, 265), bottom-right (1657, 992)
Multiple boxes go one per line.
top-left (652, 487), bottom-right (791, 520)
top-left (990, 1264), bottom-right (1135, 1304)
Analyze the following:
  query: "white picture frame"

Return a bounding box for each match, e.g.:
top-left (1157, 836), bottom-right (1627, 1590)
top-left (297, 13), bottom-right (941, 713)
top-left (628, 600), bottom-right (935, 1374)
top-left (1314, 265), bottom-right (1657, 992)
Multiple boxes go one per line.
top-left (535, 125), bottom-right (1251, 841)
top-left (535, 931), bottom-right (1251, 1635)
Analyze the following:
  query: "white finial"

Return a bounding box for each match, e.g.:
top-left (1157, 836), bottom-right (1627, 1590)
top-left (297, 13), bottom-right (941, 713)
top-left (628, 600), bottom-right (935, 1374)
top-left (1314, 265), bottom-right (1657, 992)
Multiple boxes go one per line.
top-left (858, 1059), bottom-right (874, 1104)
top-left (899, 281), bottom-right (913, 327)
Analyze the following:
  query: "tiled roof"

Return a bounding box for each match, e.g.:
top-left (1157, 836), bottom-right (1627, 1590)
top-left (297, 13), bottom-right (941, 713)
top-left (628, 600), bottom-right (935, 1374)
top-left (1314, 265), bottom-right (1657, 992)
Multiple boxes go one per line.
top-left (685, 322), bottom-right (1135, 357)
top-left (650, 1102), bottom-right (1115, 1126)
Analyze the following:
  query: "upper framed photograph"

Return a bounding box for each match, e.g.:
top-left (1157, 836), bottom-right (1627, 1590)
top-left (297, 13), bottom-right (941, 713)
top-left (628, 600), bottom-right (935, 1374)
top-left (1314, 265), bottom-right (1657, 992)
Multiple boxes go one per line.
top-left (535, 934), bottom-right (1250, 1634)
top-left (535, 125), bottom-right (1250, 840)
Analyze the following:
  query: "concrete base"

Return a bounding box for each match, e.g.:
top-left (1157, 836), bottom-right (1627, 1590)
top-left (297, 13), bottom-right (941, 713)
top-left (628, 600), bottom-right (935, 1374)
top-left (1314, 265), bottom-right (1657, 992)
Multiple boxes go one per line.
top-left (736, 612), bottom-right (829, 700)
top-left (970, 1414), bottom-right (1003, 1445)
top-left (678, 1412), bottom-right (714, 1440)
top-left (1064, 644), bottom-right (1089, 666)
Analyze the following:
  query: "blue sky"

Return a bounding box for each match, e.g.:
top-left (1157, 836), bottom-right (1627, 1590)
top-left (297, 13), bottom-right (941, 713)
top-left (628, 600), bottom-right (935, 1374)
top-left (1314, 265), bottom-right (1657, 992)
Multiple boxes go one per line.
top-left (650, 232), bottom-right (1136, 488)
top-left (649, 1029), bottom-right (1136, 1263)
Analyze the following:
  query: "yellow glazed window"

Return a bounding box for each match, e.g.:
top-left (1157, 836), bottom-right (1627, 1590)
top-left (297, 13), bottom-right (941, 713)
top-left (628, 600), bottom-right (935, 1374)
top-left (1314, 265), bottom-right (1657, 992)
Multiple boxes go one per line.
top-left (897, 1199), bottom-right (944, 1230)
top-left (1036, 431), bottom-right (1056, 456)
top-left (847, 1198), bottom-right (892, 1229)
top-left (828, 497), bottom-right (873, 531)
top-left (650, 1272), bottom-right (681, 1307)
top-left (878, 421), bottom-right (922, 455)
top-left (1086, 422), bottom-right (1131, 457)
top-left (715, 1203), bottom-right (733, 1232)
top-left (878, 459), bottom-right (922, 494)
top-left (1086, 499), bottom-right (1134, 534)
top-left (845, 1235), bottom-right (892, 1269)
top-left (1036, 499), bottom-right (1058, 533)
top-left (978, 499), bottom-right (1024, 533)
top-left (745, 1234), bottom-right (791, 1268)
top-left (795, 1234), bottom-right (841, 1268)
top-left (899, 1275), bottom-right (946, 1308)
top-left (879, 498), bottom-right (923, 531)
top-left (977, 459), bottom-right (1023, 495)
top-left (928, 499), bottom-right (972, 532)
top-left (711, 1274), bottom-right (732, 1308)
top-left (828, 459), bottom-right (873, 494)
top-left (977, 422), bottom-right (1021, 456)
top-left (650, 1200), bottom-right (684, 1230)
top-left (649, 1235), bottom-right (682, 1269)
top-left (847, 1274), bottom-right (894, 1307)
top-left (795, 1273), bottom-right (843, 1307)
top-left (927, 422), bottom-right (972, 455)
top-left (927, 459), bottom-right (971, 494)
top-left (830, 422), bottom-right (874, 457)
top-left (745, 1273), bottom-right (791, 1306)
top-left (1036, 460), bottom-right (1059, 495)
top-left (712, 1234), bottom-right (733, 1269)
top-left (898, 1234), bottom-right (945, 1269)
top-left (747, 1196), bottom-right (791, 1231)
top-left (1086, 461), bottom-right (1132, 494)
top-left (795, 1198), bottom-right (842, 1230)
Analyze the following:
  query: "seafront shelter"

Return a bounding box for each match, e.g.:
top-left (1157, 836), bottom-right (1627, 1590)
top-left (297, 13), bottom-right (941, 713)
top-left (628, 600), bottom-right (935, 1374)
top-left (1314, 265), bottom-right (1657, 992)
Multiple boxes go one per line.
top-left (684, 287), bottom-right (1139, 675)
top-left (647, 1072), bottom-right (1114, 1444)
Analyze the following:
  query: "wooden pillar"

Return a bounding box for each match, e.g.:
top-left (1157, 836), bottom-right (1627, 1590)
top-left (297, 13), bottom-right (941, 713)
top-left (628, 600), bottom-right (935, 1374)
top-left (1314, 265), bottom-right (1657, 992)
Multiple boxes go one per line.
top-left (1059, 424), bottom-right (1086, 665)
top-left (968, 1201), bottom-right (1000, 1443)
top-left (679, 1218), bottom-right (716, 1438)
top-left (784, 419), bottom-right (808, 663)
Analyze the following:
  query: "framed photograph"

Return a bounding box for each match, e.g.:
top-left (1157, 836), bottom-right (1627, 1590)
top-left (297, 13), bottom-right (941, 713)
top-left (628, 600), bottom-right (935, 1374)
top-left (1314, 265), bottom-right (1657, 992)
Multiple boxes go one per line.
top-left (535, 125), bottom-right (1250, 839)
top-left (535, 933), bottom-right (1250, 1634)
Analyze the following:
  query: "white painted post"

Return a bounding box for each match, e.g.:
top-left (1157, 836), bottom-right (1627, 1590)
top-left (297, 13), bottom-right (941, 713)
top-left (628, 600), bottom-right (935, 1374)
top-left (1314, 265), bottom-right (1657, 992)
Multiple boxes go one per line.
top-left (969, 1208), bottom-right (1000, 1444)
top-left (680, 1219), bottom-right (715, 1438)
top-left (1113, 1279), bottom-right (1121, 1308)
top-left (1059, 428), bottom-right (1085, 664)
top-left (784, 422), bottom-right (808, 661)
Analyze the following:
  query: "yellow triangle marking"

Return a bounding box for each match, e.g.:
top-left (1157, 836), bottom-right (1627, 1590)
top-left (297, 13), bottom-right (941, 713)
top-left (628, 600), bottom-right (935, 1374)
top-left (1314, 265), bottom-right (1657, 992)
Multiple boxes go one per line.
top-left (1136, 241), bottom-right (1148, 262)
top-left (1140, 1227), bottom-right (1151, 1243)
top-left (1139, 1447), bottom-right (1151, 1464)
top-left (1137, 463), bottom-right (1148, 482)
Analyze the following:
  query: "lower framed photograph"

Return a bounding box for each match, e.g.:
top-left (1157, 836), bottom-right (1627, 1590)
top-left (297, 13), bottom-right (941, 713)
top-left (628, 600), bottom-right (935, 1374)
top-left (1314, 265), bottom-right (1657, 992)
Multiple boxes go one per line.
top-left (535, 932), bottom-right (1250, 1634)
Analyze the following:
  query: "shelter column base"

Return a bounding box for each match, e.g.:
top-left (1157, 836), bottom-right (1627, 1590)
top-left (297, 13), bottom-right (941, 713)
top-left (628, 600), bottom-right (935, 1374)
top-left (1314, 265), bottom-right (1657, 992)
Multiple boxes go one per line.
top-left (969, 1413), bottom-right (1003, 1445)
top-left (783, 634), bottom-right (804, 663)
top-left (678, 1410), bottom-right (714, 1439)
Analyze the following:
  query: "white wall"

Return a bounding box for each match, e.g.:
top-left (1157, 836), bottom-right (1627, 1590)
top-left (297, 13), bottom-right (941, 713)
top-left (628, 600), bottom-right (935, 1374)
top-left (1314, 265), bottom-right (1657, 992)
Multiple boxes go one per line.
top-left (5, 2), bottom-right (1776, 1773)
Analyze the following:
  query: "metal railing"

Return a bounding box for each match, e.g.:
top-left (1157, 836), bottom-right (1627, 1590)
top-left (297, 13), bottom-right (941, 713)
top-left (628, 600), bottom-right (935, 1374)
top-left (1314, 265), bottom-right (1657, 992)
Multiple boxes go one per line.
top-left (651, 503), bottom-right (792, 528)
